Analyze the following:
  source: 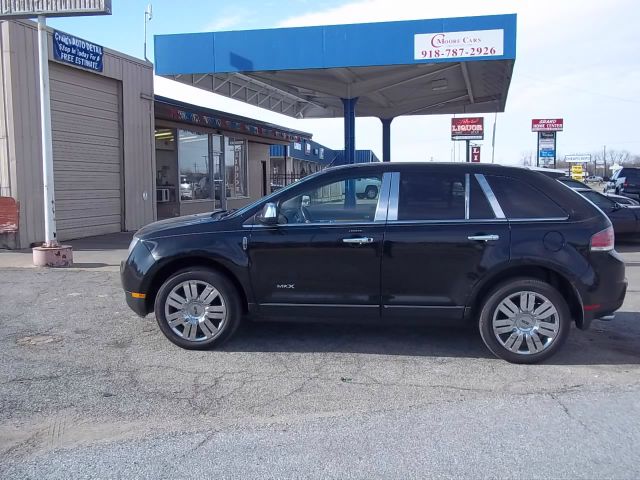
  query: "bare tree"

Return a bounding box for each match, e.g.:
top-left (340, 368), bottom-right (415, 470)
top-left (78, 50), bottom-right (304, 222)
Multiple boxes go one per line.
top-left (520, 151), bottom-right (534, 166)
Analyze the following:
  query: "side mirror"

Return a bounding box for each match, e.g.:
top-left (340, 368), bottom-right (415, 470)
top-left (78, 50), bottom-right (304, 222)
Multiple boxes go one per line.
top-left (301, 195), bottom-right (311, 207)
top-left (258, 202), bottom-right (278, 225)
top-left (612, 202), bottom-right (621, 211)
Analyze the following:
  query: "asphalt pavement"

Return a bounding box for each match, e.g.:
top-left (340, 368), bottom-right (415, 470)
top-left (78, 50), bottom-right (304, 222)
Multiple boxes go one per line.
top-left (1, 241), bottom-right (640, 479)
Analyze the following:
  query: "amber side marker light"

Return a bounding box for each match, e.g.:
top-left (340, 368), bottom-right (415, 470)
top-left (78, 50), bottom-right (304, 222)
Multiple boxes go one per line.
top-left (131, 292), bottom-right (146, 299)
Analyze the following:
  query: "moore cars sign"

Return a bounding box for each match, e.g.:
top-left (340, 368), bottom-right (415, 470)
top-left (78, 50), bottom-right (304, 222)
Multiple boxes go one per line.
top-left (53, 30), bottom-right (103, 72)
top-left (451, 117), bottom-right (484, 141)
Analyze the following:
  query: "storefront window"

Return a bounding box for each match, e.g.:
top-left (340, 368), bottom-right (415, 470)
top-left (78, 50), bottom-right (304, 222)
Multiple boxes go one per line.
top-left (178, 130), bottom-right (211, 201)
top-left (225, 137), bottom-right (248, 198)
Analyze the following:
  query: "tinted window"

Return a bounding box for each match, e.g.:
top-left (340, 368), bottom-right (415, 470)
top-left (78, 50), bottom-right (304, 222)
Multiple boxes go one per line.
top-left (581, 191), bottom-right (616, 210)
top-left (279, 174), bottom-right (382, 224)
top-left (621, 169), bottom-right (640, 181)
top-left (487, 175), bottom-right (567, 219)
top-left (398, 172), bottom-right (465, 221)
top-left (470, 176), bottom-right (495, 219)
top-left (557, 177), bottom-right (588, 189)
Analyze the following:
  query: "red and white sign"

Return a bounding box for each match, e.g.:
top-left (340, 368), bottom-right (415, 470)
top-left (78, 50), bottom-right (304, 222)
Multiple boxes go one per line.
top-left (532, 119), bottom-right (564, 132)
top-left (451, 117), bottom-right (484, 140)
top-left (415, 29), bottom-right (504, 61)
top-left (471, 146), bottom-right (481, 163)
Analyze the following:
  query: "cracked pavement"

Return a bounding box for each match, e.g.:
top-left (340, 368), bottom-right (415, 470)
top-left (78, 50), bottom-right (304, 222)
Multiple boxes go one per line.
top-left (1, 244), bottom-right (640, 478)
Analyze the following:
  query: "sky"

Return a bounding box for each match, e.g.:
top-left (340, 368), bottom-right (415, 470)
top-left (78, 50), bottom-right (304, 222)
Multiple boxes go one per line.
top-left (47, 0), bottom-right (640, 165)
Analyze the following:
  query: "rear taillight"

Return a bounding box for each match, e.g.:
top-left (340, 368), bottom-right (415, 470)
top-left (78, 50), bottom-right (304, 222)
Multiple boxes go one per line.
top-left (590, 226), bottom-right (615, 252)
top-left (623, 182), bottom-right (629, 188)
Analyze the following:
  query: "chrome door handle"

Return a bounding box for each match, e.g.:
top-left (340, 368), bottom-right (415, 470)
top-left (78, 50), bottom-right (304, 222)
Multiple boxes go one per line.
top-left (343, 237), bottom-right (374, 245)
top-left (468, 234), bottom-right (500, 242)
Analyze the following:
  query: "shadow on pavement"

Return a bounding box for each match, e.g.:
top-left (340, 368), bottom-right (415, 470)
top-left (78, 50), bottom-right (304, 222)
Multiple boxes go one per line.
top-left (68, 232), bottom-right (134, 251)
top-left (218, 310), bottom-right (640, 366)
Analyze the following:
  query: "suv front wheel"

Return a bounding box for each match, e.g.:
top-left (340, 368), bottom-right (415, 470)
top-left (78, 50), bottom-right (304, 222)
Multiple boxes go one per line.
top-left (478, 279), bottom-right (570, 364)
top-left (154, 268), bottom-right (242, 350)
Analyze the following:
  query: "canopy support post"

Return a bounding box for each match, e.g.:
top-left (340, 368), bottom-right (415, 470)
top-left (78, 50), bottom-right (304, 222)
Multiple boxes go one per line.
top-left (380, 117), bottom-right (393, 162)
top-left (342, 97), bottom-right (358, 208)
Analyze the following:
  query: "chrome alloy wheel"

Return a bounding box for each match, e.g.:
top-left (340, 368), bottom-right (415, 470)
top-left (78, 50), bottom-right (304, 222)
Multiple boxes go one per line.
top-left (164, 280), bottom-right (227, 342)
top-left (492, 291), bottom-right (560, 355)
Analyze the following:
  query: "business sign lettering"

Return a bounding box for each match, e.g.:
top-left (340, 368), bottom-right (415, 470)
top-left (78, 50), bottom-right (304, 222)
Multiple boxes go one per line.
top-left (415, 29), bottom-right (503, 61)
top-left (155, 102), bottom-right (308, 143)
top-left (565, 154), bottom-right (591, 163)
top-left (451, 117), bottom-right (484, 141)
top-left (532, 119), bottom-right (564, 132)
top-left (53, 30), bottom-right (103, 72)
top-left (471, 146), bottom-right (481, 163)
top-left (538, 131), bottom-right (556, 159)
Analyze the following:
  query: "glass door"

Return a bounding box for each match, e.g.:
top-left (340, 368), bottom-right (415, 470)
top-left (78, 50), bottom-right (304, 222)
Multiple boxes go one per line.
top-left (211, 134), bottom-right (224, 211)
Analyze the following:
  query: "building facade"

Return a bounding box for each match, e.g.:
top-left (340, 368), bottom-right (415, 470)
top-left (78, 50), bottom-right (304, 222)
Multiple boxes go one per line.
top-left (0, 20), bottom-right (155, 248)
top-left (153, 96), bottom-right (311, 219)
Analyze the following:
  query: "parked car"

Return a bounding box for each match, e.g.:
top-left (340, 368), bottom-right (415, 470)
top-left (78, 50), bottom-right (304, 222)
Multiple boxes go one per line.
top-left (605, 167), bottom-right (640, 199)
top-left (604, 193), bottom-right (640, 206)
top-left (575, 188), bottom-right (640, 237)
top-left (355, 177), bottom-right (381, 199)
top-left (586, 175), bottom-right (603, 182)
top-left (121, 163), bottom-right (626, 364)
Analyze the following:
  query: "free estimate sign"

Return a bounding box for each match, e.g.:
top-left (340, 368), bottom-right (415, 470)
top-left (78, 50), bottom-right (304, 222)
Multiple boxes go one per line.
top-left (53, 30), bottom-right (104, 72)
top-left (451, 117), bottom-right (484, 141)
top-left (414, 29), bottom-right (504, 61)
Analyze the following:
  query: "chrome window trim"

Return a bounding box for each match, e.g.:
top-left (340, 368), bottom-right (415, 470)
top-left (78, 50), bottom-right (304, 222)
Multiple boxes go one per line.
top-left (387, 172), bottom-right (400, 221)
top-left (507, 217), bottom-right (569, 222)
top-left (464, 173), bottom-right (470, 220)
top-left (247, 222), bottom-right (388, 229)
top-left (475, 174), bottom-right (505, 219)
top-left (386, 219), bottom-right (509, 225)
top-left (374, 172), bottom-right (393, 222)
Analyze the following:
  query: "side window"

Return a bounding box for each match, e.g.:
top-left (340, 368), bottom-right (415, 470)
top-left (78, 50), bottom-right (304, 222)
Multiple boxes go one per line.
top-left (278, 175), bottom-right (382, 224)
top-left (398, 172), bottom-right (465, 221)
top-left (486, 175), bottom-right (567, 219)
top-left (582, 191), bottom-right (615, 210)
top-left (470, 176), bottom-right (495, 219)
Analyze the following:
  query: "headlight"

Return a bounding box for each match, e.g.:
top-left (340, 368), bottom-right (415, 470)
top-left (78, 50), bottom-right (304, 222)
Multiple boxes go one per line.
top-left (127, 236), bottom-right (140, 255)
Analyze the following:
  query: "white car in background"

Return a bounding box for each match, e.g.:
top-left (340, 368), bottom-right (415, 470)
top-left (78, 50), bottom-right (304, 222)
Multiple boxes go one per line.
top-left (355, 177), bottom-right (381, 199)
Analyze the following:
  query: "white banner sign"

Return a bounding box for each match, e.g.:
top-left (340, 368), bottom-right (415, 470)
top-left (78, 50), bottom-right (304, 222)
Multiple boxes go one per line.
top-left (414, 29), bottom-right (504, 61)
top-left (565, 154), bottom-right (592, 163)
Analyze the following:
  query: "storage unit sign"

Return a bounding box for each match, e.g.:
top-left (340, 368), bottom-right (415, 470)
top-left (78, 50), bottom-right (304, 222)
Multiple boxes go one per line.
top-left (53, 30), bottom-right (104, 72)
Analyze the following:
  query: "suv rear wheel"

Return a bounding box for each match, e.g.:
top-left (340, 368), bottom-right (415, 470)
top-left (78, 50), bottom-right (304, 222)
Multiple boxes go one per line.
top-left (478, 278), bottom-right (570, 364)
top-left (154, 268), bottom-right (242, 350)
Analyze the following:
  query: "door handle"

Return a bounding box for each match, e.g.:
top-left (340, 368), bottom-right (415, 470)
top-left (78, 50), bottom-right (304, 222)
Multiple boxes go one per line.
top-left (468, 234), bottom-right (500, 242)
top-left (342, 237), bottom-right (374, 245)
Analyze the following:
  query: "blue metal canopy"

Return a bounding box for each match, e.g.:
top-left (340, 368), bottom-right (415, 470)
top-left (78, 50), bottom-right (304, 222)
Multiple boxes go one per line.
top-left (154, 14), bottom-right (517, 162)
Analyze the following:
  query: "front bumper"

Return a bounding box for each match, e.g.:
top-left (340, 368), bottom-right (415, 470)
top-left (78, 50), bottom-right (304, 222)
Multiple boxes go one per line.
top-left (124, 289), bottom-right (149, 317)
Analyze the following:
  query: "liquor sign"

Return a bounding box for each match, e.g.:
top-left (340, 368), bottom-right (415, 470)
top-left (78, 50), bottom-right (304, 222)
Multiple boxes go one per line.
top-left (532, 119), bottom-right (564, 132)
top-left (471, 146), bottom-right (481, 163)
top-left (565, 154), bottom-right (591, 163)
top-left (451, 117), bottom-right (484, 141)
top-left (0, 0), bottom-right (111, 18)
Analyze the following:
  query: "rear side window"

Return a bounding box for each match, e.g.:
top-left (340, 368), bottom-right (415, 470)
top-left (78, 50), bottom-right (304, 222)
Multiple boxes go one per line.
top-left (398, 172), bottom-right (465, 221)
top-left (486, 175), bottom-right (567, 219)
top-left (621, 169), bottom-right (640, 181)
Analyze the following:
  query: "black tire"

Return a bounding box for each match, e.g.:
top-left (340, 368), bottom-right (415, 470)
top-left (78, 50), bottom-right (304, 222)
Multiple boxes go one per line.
top-left (154, 268), bottom-right (242, 350)
top-left (478, 278), bottom-right (570, 364)
top-left (365, 185), bottom-right (378, 200)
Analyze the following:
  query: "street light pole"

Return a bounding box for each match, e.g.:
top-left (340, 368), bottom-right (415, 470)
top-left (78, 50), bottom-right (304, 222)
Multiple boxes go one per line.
top-left (37, 15), bottom-right (57, 248)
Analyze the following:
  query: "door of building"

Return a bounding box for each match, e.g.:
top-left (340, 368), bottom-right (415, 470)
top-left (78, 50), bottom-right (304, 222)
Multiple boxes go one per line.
top-left (50, 62), bottom-right (123, 240)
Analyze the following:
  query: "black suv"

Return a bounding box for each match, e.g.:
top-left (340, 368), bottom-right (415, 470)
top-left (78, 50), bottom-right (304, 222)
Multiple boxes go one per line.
top-left (606, 167), bottom-right (640, 199)
top-left (121, 163), bottom-right (627, 363)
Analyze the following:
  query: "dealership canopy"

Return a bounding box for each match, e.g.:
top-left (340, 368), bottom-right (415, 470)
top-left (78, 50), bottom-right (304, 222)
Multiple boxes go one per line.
top-left (154, 14), bottom-right (517, 162)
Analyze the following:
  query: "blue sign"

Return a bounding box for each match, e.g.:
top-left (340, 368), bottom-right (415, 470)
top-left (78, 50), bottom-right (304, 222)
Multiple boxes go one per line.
top-left (540, 150), bottom-right (555, 158)
top-left (53, 30), bottom-right (103, 72)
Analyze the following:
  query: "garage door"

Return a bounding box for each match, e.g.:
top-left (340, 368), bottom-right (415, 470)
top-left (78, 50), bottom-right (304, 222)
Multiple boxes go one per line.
top-left (50, 62), bottom-right (122, 241)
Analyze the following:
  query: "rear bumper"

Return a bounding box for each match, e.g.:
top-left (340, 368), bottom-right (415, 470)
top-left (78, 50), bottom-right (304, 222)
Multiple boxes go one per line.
top-left (579, 250), bottom-right (627, 329)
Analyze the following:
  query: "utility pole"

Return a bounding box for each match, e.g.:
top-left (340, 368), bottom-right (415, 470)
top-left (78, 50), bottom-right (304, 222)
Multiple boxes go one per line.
top-left (144, 4), bottom-right (153, 62)
top-left (603, 145), bottom-right (607, 178)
